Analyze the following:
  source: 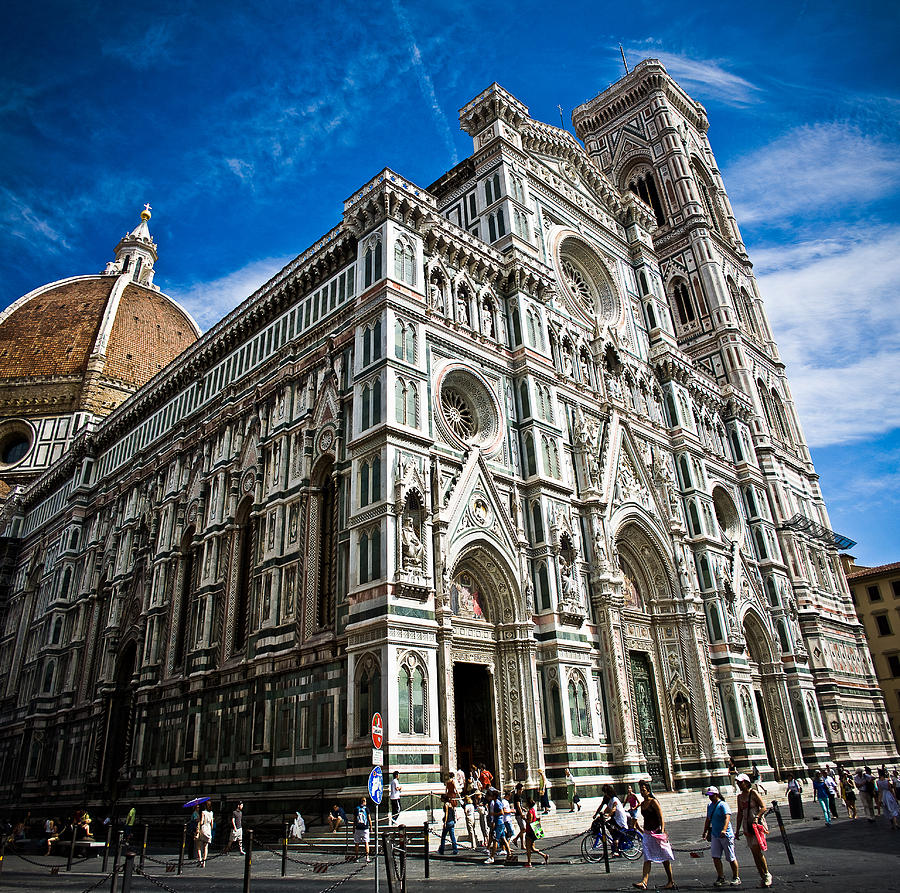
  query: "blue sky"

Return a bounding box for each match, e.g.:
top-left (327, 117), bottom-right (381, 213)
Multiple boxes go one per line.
top-left (1, 1), bottom-right (898, 564)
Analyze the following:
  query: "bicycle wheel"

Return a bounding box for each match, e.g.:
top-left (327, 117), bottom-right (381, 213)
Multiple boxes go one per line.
top-left (581, 830), bottom-right (604, 862)
top-left (619, 829), bottom-right (644, 861)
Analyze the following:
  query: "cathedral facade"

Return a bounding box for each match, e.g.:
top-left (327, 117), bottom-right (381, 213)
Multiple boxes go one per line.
top-left (0, 59), bottom-right (894, 811)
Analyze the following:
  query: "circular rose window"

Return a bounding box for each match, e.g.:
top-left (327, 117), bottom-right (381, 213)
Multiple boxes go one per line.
top-left (554, 234), bottom-right (620, 325)
top-left (0, 420), bottom-right (34, 469)
top-left (436, 366), bottom-right (502, 453)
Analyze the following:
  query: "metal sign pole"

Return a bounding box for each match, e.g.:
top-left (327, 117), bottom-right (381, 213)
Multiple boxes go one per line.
top-left (375, 800), bottom-right (380, 893)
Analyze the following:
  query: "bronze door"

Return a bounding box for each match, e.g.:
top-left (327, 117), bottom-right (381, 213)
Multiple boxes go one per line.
top-left (630, 652), bottom-right (666, 786)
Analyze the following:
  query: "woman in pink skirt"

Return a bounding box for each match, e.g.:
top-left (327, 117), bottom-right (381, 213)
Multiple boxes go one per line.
top-left (633, 780), bottom-right (676, 890)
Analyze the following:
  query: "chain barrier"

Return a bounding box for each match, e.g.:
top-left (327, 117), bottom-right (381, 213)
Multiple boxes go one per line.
top-left (5, 846), bottom-right (90, 870)
top-left (76, 869), bottom-right (115, 893)
top-left (134, 865), bottom-right (182, 893)
top-left (313, 858), bottom-right (370, 893)
top-left (254, 836), bottom-right (345, 872)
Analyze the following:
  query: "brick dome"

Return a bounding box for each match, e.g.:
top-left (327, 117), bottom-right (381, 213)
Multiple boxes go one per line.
top-left (0, 274), bottom-right (198, 415)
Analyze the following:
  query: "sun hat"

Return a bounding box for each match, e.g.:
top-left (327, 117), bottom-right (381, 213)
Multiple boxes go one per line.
top-left (735, 773), bottom-right (751, 783)
top-left (705, 786), bottom-right (719, 796)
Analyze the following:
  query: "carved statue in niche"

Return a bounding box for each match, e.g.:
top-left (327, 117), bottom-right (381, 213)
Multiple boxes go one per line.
top-left (481, 300), bottom-right (495, 337)
top-left (593, 528), bottom-right (609, 571)
top-left (456, 289), bottom-right (469, 325)
top-left (676, 552), bottom-right (691, 595)
top-left (674, 692), bottom-right (693, 741)
top-left (429, 280), bottom-right (445, 314)
top-left (524, 577), bottom-right (535, 615)
top-left (401, 517), bottom-right (424, 570)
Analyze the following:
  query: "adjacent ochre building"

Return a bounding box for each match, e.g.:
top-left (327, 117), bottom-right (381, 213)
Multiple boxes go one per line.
top-left (0, 60), bottom-right (894, 814)
top-left (843, 556), bottom-right (900, 750)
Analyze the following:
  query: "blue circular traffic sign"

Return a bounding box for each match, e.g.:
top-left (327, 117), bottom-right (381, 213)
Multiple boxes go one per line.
top-left (368, 766), bottom-right (383, 804)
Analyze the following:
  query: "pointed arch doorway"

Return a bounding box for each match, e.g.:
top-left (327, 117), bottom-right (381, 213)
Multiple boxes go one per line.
top-left (743, 613), bottom-right (781, 774)
top-left (445, 547), bottom-right (538, 787)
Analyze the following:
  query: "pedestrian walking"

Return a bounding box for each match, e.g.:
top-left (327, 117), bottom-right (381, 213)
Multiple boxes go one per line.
top-left (812, 771), bottom-right (832, 825)
top-left (437, 794), bottom-right (459, 855)
top-left (474, 791), bottom-right (490, 846)
top-left (854, 767), bottom-right (876, 822)
top-left (353, 797), bottom-right (371, 863)
top-left (463, 795), bottom-right (481, 848)
top-left (565, 767), bottom-right (581, 811)
top-left (512, 782), bottom-right (527, 849)
top-left (735, 773), bottom-right (772, 888)
top-left (479, 764), bottom-right (494, 790)
top-left (750, 764), bottom-right (767, 795)
top-left (537, 768), bottom-right (552, 814)
top-left (523, 796), bottom-right (549, 867)
top-left (702, 786), bottom-right (740, 887)
top-left (196, 804), bottom-right (213, 867)
top-left (624, 784), bottom-right (641, 827)
top-left (484, 789), bottom-right (512, 865)
top-left (389, 771), bottom-right (402, 824)
top-left (824, 769), bottom-right (839, 819)
top-left (632, 780), bottom-right (675, 890)
top-left (841, 771), bottom-right (857, 819)
top-left (785, 775), bottom-right (804, 819)
top-left (224, 801), bottom-right (245, 855)
top-left (875, 768), bottom-right (900, 829)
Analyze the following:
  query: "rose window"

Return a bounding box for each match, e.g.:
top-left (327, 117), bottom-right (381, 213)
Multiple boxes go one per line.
top-left (561, 259), bottom-right (594, 311)
top-left (441, 388), bottom-right (476, 439)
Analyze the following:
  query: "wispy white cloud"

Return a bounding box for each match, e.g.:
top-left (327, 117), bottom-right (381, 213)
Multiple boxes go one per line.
top-left (753, 227), bottom-right (900, 447)
top-left (623, 44), bottom-right (762, 107)
top-left (727, 123), bottom-right (900, 225)
top-left (0, 185), bottom-right (71, 252)
top-left (392, 0), bottom-right (459, 167)
top-left (167, 255), bottom-right (295, 332)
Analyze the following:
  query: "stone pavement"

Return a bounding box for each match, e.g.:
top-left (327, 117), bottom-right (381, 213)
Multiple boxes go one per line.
top-left (2, 807), bottom-right (898, 893)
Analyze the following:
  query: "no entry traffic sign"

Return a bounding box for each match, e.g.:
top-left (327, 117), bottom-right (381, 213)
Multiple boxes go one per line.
top-left (371, 712), bottom-right (383, 749)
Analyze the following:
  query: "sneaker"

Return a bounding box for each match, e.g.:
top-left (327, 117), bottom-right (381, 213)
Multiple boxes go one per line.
top-left (730, 879), bottom-right (742, 887)
top-left (762, 872), bottom-right (772, 888)
top-left (366, 857), bottom-right (371, 863)
top-left (484, 857), bottom-right (495, 864)
top-left (714, 879), bottom-right (726, 887)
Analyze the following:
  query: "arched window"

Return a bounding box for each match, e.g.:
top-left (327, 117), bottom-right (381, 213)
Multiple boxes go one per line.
top-left (394, 239), bottom-right (416, 285)
top-left (688, 501), bottom-right (702, 537)
top-left (777, 620), bottom-right (790, 652)
top-left (568, 674), bottom-right (591, 737)
top-left (537, 561), bottom-right (551, 611)
top-left (806, 695), bottom-right (823, 736)
top-left (697, 554), bottom-right (713, 591)
top-left (740, 688), bottom-right (759, 736)
top-left (729, 429), bottom-right (744, 462)
top-left (487, 209), bottom-right (506, 242)
top-left (173, 524), bottom-right (196, 667)
top-left (317, 472), bottom-right (338, 627)
top-left (484, 172), bottom-right (501, 205)
top-left (232, 498), bottom-right (255, 653)
top-left (518, 381), bottom-right (530, 418)
top-left (364, 237), bottom-right (383, 288)
top-left (627, 167), bottom-right (666, 225)
top-left (359, 531), bottom-right (370, 584)
top-left (59, 567), bottom-right (72, 600)
top-left (373, 318), bottom-right (382, 360)
top-left (395, 319), bottom-right (416, 363)
top-left (356, 657), bottom-right (382, 738)
top-left (360, 460), bottom-right (370, 507)
top-left (771, 392), bottom-right (792, 444)
top-left (361, 384), bottom-right (371, 429)
top-left (550, 682), bottom-right (564, 738)
top-left (726, 695), bottom-right (741, 739)
top-left (665, 392), bottom-right (679, 428)
top-left (793, 698), bottom-right (810, 738)
top-left (395, 378), bottom-right (417, 427)
top-left (42, 661), bottom-right (55, 694)
top-left (523, 433), bottom-right (537, 477)
top-left (531, 501), bottom-right (544, 542)
top-left (50, 617), bottom-right (62, 645)
top-left (754, 528), bottom-right (768, 560)
top-left (706, 602), bottom-right (723, 640)
top-left (671, 280), bottom-right (696, 325)
top-left (766, 577), bottom-right (780, 607)
top-left (678, 454), bottom-right (692, 489)
top-left (398, 659), bottom-right (427, 734)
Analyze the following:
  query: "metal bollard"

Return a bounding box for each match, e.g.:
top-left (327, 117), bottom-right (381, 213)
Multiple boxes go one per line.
top-left (140, 824), bottom-right (148, 870)
top-left (102, 825), bottom-right (113, 873)
top-left (121, 851), bottom-right (136, 893)
top-left (0, 832), bottom-right (7, 878)
top-left (770, 800), bottom-right (795, 865)
top-left (601, 820), bottom-right (610, 874)
top-left (177, 822), bottom-right (186, 875)
top-left (242, 830), bottom-right (253, 893)
top-left (281, 821), bottom-right (288, 877)
top-left (67, 824), bottom-right (77, 871)
top-left (109, 831), bottom-right (123, 893)
top-left (423, 821), bottom-right (429, 879)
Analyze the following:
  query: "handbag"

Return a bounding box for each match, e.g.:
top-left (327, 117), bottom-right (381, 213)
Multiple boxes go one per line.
top-left (751, 822), bottom-right (768, 851)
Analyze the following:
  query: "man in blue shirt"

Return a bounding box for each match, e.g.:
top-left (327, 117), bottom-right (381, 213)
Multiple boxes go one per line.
top-left (702, 786), bottom-right (740, 887)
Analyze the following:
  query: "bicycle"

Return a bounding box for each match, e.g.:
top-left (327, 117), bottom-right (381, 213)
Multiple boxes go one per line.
top-left (580, 818), bottom-right (643, 862)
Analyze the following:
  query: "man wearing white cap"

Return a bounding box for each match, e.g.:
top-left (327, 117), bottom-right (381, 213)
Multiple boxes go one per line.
top-left (702, 786), bottom-right (740, 887)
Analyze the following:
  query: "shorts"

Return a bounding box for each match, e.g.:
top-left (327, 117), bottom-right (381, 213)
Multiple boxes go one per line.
top-left (230, 828), bottom-right (243, 843)
top-left (494, 821), bottom-right (507, 842)
top-left (710, 835), bottom-right (736, 862)
top-left (516, 815), bottom-right (527, 831)
top-left (354, 828), bottom-right (370, 845)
